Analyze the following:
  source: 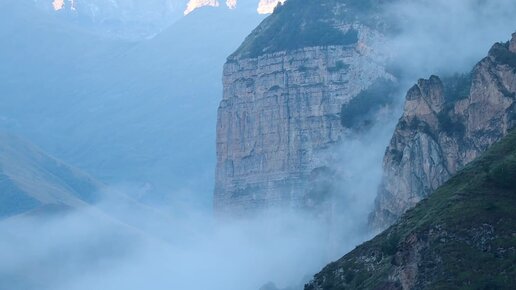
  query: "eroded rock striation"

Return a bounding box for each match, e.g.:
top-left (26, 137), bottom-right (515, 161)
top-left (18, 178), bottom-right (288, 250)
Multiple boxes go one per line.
top-left (215, 0), bottom-right (394, 215)
top-left (370, 33), bottom-right (516, 230)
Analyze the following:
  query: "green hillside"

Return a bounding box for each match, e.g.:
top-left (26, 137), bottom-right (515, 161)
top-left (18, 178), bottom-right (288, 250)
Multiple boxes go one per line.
top-left (306, 130), bottom-right (516, 289)
top-left (231, 0), bottom-right (386, 59)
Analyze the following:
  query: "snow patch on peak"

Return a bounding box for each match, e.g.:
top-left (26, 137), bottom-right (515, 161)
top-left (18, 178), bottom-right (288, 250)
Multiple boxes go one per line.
top-left (52, 0), bottom-right (76, 11)
top-left (184, 0), bottom-right (284, 15)
top-left (184, 0), bottom-right (220, 15)
top-left (257, 0), bottom-right (284, 14)
top-left (226, 0), bottom-right (237, 9)
top-left (52, 0), bottom-right (64, 10)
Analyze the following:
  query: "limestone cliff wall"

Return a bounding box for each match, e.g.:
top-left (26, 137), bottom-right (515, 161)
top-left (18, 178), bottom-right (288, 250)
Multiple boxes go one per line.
top-left (215, 25), bottom-right (393, 215)
top-left (370, 33), bottom-right (516, 229)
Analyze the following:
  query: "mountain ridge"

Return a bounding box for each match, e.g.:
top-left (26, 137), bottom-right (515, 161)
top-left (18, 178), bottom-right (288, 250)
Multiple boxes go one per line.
top-left (306, 128), bottom-right (516, 290)
top-left (370, 32), bottom-right (516, 230)
top-left (0, 132), bottom-right (103, 218)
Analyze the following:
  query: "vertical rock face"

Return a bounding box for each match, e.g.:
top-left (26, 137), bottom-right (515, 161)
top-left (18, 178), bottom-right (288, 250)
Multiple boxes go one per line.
top-left (371, 34), bottom-right (516, 230)
top-left (214, 0), bottom-right (394, 215)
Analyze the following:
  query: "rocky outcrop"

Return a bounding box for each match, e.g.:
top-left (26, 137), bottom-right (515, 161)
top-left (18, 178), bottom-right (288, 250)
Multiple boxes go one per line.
top-left (370, 33), bottom-right (516, 230)
top-left (214, 0), bottom-right (394, 215)
top-left (306, 130), bottom-right (516, 290)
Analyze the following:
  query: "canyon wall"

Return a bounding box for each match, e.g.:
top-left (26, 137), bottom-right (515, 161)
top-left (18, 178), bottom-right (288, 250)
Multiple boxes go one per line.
top-left (370, 33), bottom-right (516, 230)
top-left (215, 0), bottom-right (394, 215)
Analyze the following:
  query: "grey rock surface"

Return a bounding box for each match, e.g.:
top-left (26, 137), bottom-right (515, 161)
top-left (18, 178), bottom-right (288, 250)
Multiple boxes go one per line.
top-left (215, 25), bottom-right (394, 215)
top-left (370, 34), bottom-right (516, 230)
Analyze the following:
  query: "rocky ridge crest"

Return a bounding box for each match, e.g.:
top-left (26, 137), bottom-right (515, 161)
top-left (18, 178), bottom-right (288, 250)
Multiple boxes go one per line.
top-left (370, 33), bottom-right (516, 230)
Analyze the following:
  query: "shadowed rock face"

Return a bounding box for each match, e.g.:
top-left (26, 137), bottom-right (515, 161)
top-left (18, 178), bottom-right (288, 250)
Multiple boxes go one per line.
top-left (214, 11), bottom-right (394, 215)
top-left (370, 33), bottom-right (516, 230)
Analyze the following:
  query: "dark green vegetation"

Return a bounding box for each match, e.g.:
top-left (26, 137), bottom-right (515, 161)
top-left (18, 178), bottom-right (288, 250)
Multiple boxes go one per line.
top-left (231, 0), bottom-right (386, 58)
top-left (340, 79), bottom-right (398, 130)
top-left (306, 131), bottom-right (516, 290)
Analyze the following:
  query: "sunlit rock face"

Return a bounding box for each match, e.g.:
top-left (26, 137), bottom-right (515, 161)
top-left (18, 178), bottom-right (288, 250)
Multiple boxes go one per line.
top-left (370, 33), bottom-right (516, 231)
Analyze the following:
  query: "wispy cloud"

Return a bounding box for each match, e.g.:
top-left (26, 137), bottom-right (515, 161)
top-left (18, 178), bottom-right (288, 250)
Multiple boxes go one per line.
top-left (0, 200), bottom-right (337, 290)
top-left (385, 0), bottom-right (516, 78)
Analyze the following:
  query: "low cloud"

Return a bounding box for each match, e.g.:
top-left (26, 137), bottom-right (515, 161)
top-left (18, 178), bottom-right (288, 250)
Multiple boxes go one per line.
top-left (386, 0), bottom-right (516, 78)
top-left (0, 199), bottom-right (338, 290)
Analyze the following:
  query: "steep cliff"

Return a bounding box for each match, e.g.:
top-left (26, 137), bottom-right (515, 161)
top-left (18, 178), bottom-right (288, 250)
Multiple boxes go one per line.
top-left (306, 129), bottom-right (516, 290)
top-left (370, 33), bottom-right (516, 229)
top-left (215, 0), bottom-right (396, 214)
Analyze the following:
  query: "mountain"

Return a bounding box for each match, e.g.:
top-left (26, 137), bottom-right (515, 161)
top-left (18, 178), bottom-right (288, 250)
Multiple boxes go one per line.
top-left (0, 0), bottom-right (129, 86)
top-left (49, 6), bottom-right (265, 205)
top-left (184, 0), bottom-right (287, 16)
top-left (215, 0), bottom-right (397, 215)
top-left (33, 0), bottom-right (186, 39)
top-left (305, 129), bottom-right (516, 290)
top-left (370, 33), bottom-right (516, 230)
top-left (0, 1), bottom-right (264, 208)
top-left (0, 132), bottom-right (103, 219)
top-left (0, 131), bottom-right (180, 257)
top-left (31, 0), bottom-right (285, 39)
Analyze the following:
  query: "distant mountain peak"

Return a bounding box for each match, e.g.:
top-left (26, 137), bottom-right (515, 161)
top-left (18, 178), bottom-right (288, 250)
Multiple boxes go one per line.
top-left (52, 0), bottom-right (76, 11)
top-left (183, 0), bottom-right (284, 15)
top-left (257, 0), bottom-right (285, 14)
top-left (47, 0), bottom-right (284, 16)
top-left (34, 0), bottom-right (281, 39)
top-left (184, 0), bottom-right (220, 15)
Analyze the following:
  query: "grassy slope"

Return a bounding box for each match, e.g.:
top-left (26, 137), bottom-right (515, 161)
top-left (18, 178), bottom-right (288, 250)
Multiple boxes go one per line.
top-left (0, 133), bottom-right (103, 218)
top-left (307, 130), bottom-right (516, 289)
